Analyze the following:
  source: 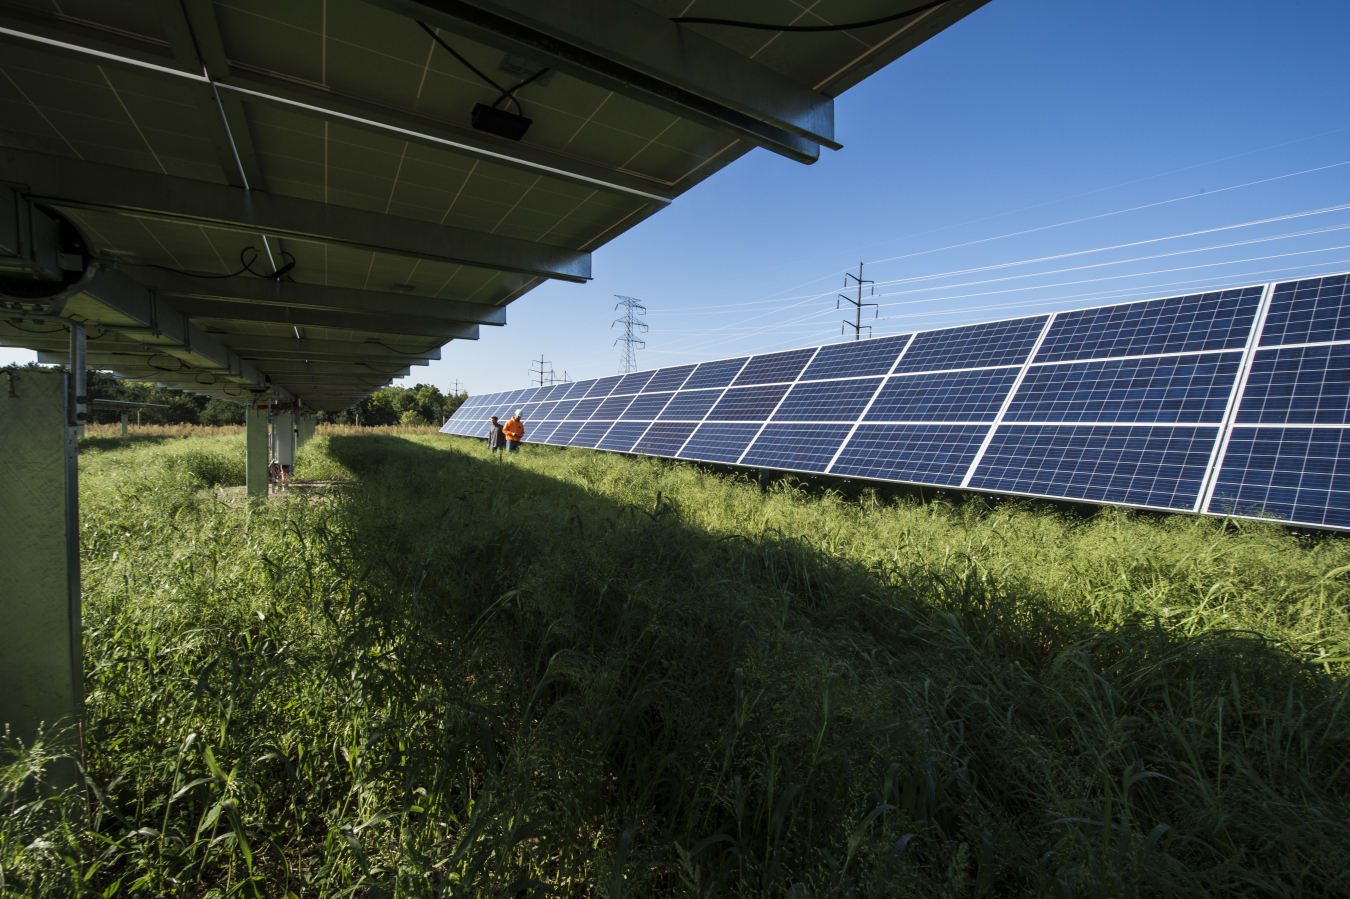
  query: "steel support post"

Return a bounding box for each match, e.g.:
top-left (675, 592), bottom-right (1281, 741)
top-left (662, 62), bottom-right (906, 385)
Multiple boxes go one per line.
top-left (274, 411), bottom-right (295, 478)
top-left (245, 406), bottom-right (268, 498)
top-left (120, 411), bottom-right (129, 436)
top-left (0, 368), bottom-right (83, 790)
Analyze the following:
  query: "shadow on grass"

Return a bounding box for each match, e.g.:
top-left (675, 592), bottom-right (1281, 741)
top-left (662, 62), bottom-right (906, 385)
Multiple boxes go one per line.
top-left (304, 433), bottom-right (1350, 898)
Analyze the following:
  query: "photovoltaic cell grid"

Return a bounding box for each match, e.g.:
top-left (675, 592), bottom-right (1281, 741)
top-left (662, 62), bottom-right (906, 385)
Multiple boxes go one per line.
top-left (442, 272), bottom-right (1350, 530)
top-left (1205, 274), bottom-right (1350, 525)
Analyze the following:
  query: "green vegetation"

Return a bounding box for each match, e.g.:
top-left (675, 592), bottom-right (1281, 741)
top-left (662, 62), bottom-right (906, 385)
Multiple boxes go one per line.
top-left (3, 364), bottom-right (467, 427)
top-left (4, 432), bottom-right (1349, 897)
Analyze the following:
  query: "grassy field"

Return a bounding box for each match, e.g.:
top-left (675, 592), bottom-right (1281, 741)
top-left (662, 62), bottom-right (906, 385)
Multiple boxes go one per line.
top-left (4, 431), bottom-right (1349, 897)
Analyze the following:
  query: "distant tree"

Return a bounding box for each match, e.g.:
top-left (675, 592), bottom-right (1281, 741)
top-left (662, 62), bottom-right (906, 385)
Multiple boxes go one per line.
top-left (322, 384), bottom-right (468, 426)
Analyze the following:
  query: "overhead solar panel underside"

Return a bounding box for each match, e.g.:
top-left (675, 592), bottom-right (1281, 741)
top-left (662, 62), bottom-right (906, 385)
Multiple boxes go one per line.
top-left (446, 272), bottom-right (1350, 532)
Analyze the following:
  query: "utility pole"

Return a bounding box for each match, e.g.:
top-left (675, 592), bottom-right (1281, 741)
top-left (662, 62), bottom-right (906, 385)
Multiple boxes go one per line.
top-left (529, 355), bottom-right (552, 387)
top-left (839, 262), bottom-right (877, 340)
top-left (612, 295), bottom-right (648, 373)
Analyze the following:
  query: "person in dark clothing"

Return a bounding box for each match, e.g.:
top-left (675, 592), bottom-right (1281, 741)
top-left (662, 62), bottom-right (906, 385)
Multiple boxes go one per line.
top-left (487, 415), bottom-right (505, 452)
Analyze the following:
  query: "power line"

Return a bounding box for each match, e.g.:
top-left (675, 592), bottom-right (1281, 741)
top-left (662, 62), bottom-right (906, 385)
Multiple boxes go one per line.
top-left (612, 295), bottom-right (648, 373)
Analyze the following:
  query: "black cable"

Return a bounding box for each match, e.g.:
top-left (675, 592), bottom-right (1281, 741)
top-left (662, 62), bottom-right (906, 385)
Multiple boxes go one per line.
top-left (6, 321), bottom-right (68, 333)
top-left (417, 21), bottom-right (523, 115)
top-left (142, 247), bottom-right (295, 281)
top-left (370, 340), bottom-right (441, 356)
top-left (360, 362), bottom-right (412, 375)
top-left (493, 65), bottom-right (551, 111)
top-left (673, 0), bottom-right (946, 32)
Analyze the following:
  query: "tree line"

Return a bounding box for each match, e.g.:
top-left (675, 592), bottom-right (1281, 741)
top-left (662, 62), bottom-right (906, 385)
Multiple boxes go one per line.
top-left (4, 364), bottom-right (468, 427)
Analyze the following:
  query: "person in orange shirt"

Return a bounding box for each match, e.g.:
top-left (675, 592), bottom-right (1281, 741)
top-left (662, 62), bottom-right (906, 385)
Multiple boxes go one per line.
top-left (503, 412), bottom-right (525, 452)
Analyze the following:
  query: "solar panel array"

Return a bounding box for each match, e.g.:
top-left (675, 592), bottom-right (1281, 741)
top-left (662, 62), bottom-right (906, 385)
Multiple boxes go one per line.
top-left (444, 273), bottom-right (1350, 531)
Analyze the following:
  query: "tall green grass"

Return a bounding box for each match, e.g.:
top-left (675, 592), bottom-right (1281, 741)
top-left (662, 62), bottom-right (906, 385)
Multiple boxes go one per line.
top-left (3, 432), bottom-right (1348, 897)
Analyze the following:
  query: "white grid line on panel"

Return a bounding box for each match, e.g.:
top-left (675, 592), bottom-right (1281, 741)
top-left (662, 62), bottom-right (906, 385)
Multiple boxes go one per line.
top-left (1252, 337), bottom-right (1350, 352)
top-left (1199, 281), bottom-right (1277, 513)
top-left (1228, 422), bottom-right (1350, 430)
top-left (671, 358), bottom-right (751, 458)
top-left (825, 333), bottom-right (917, 474)
top-left (736, 347), bottom-right (822, 465)
top-left (1030, 346), bottom-right (1241, 368)
top-left (959, 313), bottom-right (1058, 488)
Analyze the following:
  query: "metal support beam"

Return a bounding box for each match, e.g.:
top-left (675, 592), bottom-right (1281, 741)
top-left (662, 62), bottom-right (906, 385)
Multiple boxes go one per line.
top-left (154, 0), bottom-right (267, 190)
top-left (73, 268), bottom-right (294, 400)
top-left (162, 297), bottom-right (485, 340)
top-left (0, 368), bottom-right (83, 790)
top-left (121, 411), bottom-right (129, 435)
top-left (246, 406), bottom-right (267, 498)
top-left (0, 11), bottom-right (673, 203)
top-left (131, 269), bottom-right (509, 325)
top-left (367, 0), bottom-right (838, 163)
top-left (219, 336), bottom-right (443, 362)
top-left (1, 148), bottom-right (591, 282)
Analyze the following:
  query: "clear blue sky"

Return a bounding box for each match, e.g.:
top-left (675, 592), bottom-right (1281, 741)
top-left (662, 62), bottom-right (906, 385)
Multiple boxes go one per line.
top-left (6, 0), bottom-right (1350, 400)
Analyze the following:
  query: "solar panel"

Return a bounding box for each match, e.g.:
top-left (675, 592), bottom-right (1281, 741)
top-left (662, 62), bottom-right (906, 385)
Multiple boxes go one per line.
top-left (1037, 288), bottom-right (1261, 363)
top-left (1207, 427), bottom-right (1350, 528)
top-left (800, 334), bottom-right (910, 381)
top-left (585, 375), bottom-right (625, 398)
top-left (1235, 345), bottom-right (1350, 425)
top-left (614, 370), bottom-right (657, 395)
top-left (567, 398), bottom-right (604, 419)
top-left (706, 384), bottom-right (791, 421)
top-left (683, 358), bottom-right (749, 390)
top-left (659, 389), bottom-right (724, 420)
top-left (744, 424), bottom-right (846, 472)
top-left (677, 423), bottom-right (748, 463)
top-left (593, 395), bottom-right (636, 420)
top-left (529, 420), bottom-right (562, 443)
top-left (968, 425), bottom-right (1218, 511)
top-left (894, 317), bottom-right (1046, 374)
top-left (732, 349), bottom-right (816, 386)
top-left (1007, 353), bottom-right (1242, 424)
top-left (1259, 274), bottom-right (1350, 347)
top-left (831, 424), bottom-right (989, 485)
top-left (598, 422), bottom-right (652, 453)
top-left (572, 421), bottom-right (614, 447)
top-left (547, 421), bottom-right (584, 445)
top-left (633, 422), bottom-right (698, 455)
top-left (773, 378), bottom-right (883, 422)
top-left (867, 368), bottom-right (1019, 422)
top-left (442, 271), bottom-right (1350, 531)
top-left (644, 364), bottom-right (697, 392)
top-left (550, 399), bottom-right (580, 419)
top-left (620, 392), bottom-right (675, 419)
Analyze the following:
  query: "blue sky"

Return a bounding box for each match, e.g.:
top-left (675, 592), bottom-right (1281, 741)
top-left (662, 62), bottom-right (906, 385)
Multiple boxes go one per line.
top-left (7, 0), bottom-right (1350, 399)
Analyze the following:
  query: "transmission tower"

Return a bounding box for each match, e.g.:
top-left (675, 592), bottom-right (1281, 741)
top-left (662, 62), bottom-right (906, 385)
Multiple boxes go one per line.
top-left (612, 295), bottom-right (649, 373)
top-left (839, 262), bottom-right (878, 340)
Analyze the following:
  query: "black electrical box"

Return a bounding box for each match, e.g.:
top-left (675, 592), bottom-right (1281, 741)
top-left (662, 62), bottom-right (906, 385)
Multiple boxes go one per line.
top-left (471, 104), bottom-right (532, 141)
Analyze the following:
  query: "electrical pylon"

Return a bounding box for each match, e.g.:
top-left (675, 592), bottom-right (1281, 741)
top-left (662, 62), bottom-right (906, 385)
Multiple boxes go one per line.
top-left (612, 295), bottom-right (649, 373)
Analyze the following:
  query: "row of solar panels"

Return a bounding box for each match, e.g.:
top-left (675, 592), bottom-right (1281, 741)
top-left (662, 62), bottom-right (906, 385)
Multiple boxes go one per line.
top-left (443, 273), bottom-right (1350, 530)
